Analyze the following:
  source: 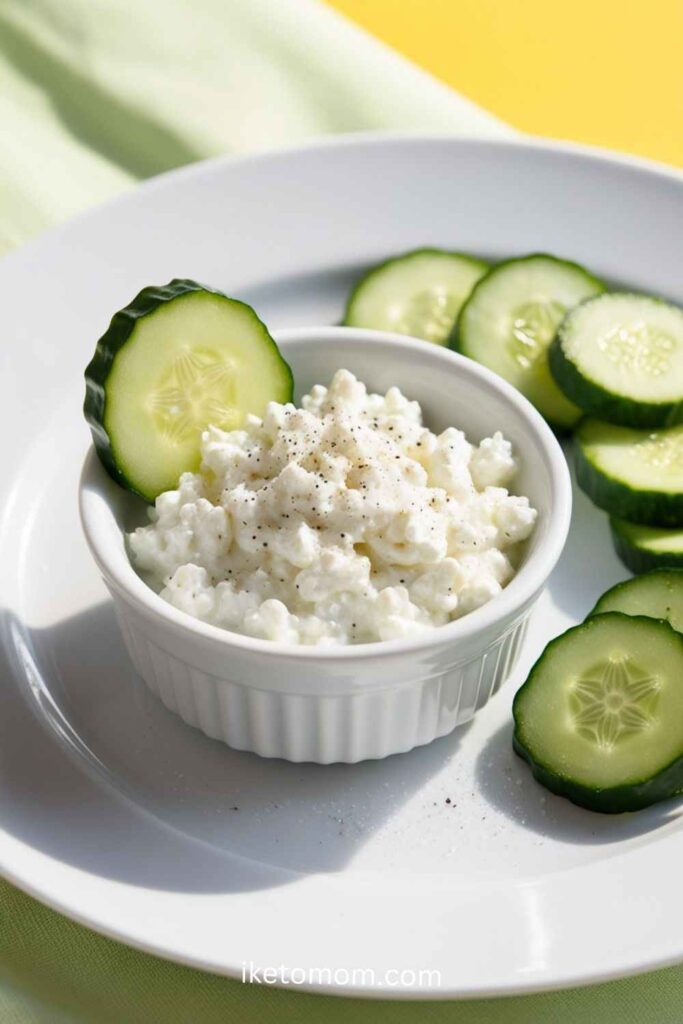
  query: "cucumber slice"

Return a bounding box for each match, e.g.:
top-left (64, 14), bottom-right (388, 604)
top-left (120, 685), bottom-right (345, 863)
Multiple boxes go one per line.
top-left (550, 293), bottom-right (683, 427)
top-left (575, 418), bottom-right (683, 527)
top-left (343, 248), bottom-right (488, 345)
top-left (513, 613), bottom-right (683, 813)
top-left (455, 254), bottom-right (604, 429)
top-left (84, 279), bottom-right (293, 501)
top-left (590, 570), bottom-right (683, 633)
top-left (611, 518), bottom-right (683, 574)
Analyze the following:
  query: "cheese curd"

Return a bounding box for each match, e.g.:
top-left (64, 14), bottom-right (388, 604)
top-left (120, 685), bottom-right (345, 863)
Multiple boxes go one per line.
top-left (129, 370), bottom-right (537, 646)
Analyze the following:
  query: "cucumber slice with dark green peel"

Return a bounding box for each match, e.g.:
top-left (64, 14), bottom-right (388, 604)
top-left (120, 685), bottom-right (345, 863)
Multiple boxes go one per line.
top-left (343, 248), bottom-right (488, 345)
top-left (513, 613), bottom-right (683, 813)
top-left (575, 419), bottom-right (683, 527)
top-left (590, 570), bottom-right (683, 633)
top-left (455, 254), bottom-right (604, 429)
top-left (84, 279), bottom-right (293, 502)
top-left (611, 518), bottom-right (683, 574)
top-left (550, 293), bottom-right (683, 428)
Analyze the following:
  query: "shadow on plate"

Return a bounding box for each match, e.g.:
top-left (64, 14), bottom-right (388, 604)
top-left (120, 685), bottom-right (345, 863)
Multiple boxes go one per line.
top-left (240, 263), bottom-right (362, 335)
top-left (1, 600), bottom-right (470, 894)
top-left (545, 447), bottom-right (626, 621)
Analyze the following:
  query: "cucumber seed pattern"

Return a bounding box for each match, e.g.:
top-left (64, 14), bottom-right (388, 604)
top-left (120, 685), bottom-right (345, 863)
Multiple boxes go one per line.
top-left (395, 287), bottom-right (458, 343)
top-left (569, 655), bottom-right (660, 749)
top-left (634, 427), bottom-right (683, 471)
top-left (150, 348), bottom-right (238, 443)
top-left (509, 300), bottom-right (565, 369)
top-left (598, 321), bottom-right (676, 377)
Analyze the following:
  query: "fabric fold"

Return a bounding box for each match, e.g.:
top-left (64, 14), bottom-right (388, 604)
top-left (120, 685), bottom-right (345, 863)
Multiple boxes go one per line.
top-left (0, 0), bottom-right (511, 255)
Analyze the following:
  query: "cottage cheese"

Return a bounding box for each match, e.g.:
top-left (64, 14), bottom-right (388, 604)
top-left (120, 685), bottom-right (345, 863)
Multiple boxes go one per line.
top-left (129, 370), bottom-right (537, 646)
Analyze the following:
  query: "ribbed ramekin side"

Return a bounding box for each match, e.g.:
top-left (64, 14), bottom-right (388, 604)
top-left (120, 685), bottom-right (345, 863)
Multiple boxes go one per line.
top-left (113, 603), bottom-right (531, 763)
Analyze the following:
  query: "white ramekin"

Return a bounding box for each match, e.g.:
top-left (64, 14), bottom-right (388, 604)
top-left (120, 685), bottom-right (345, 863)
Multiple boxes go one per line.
top-left (79, 327), bottom-right (571, 763)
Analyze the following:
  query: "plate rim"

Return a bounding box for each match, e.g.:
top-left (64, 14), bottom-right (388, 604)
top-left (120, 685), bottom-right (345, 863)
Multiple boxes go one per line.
top-left (4, 130), bottom-right (683, 281)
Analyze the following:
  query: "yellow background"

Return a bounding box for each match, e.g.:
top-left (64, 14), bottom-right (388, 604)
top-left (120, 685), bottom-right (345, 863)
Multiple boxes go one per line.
top-left (327, 0), bottom-right (683, 166)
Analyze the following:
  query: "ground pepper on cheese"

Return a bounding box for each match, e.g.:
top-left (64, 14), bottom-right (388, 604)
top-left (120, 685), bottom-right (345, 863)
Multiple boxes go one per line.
top-left (129, 370), bottom-right (537, 645)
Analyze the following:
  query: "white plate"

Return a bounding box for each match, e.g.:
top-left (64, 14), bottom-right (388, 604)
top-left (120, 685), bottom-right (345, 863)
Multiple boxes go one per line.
top-left (2, 135), bottom-right (683, 999)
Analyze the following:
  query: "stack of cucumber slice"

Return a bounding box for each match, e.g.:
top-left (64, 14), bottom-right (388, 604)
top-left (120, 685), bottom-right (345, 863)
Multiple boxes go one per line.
top-left (550, 294), bottom-right (683, 572)
top-left (514, 569), bottom-right (683, 813)
top-left (346, 251), bottom-right (683, 814)
top-left (344, 251), bottom-right (683, 574)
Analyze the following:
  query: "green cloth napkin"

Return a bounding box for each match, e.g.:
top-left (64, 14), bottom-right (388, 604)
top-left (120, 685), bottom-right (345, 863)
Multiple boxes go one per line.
top-left (1, 0), bottom-right (681, 1020)
top-left (0, 0), bottom-right (509, 256)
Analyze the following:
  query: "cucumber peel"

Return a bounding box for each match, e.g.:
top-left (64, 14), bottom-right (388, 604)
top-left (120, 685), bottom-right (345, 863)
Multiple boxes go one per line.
top-left (611, 518), bottom-right (683, 574)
